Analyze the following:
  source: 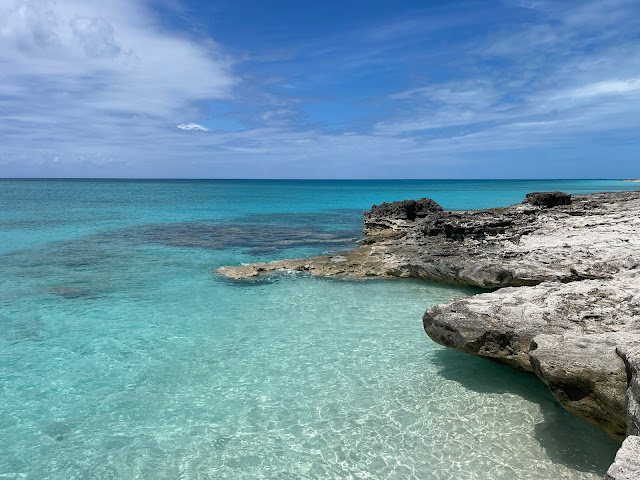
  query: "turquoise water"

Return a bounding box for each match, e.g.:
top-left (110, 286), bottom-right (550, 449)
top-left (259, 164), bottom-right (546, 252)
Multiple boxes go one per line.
top-left (1, 179), bottom-right (636, 479)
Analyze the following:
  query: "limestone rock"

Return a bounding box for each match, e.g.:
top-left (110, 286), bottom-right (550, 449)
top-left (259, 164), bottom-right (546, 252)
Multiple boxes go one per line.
top-left (530, 333), bottom-right (627, 440)
top-left (217, 191), bottom-right (640, 289)
top-left (421, 287), bottom-right (543, 372)
top-left (605, 436), bottom-right (640, 480)
top-left (423, 274), bottom-right (640, 440)
top-left (524, 191), bottom-right (572, 207)
top-left (617, 344), bottom-right (640, 436)
top-left (362, 197), bottom-right (443, 234)
top-left (216, 190), bottom-right (640, 474)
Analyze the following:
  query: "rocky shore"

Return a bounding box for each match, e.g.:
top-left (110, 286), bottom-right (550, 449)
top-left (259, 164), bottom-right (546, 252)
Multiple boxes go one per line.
top-left (217, 190), bottom-right (640, 479)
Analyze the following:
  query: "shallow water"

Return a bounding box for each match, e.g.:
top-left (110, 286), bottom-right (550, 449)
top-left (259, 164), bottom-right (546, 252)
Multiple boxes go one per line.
top-left (1, 179), bottom-right (636, 479)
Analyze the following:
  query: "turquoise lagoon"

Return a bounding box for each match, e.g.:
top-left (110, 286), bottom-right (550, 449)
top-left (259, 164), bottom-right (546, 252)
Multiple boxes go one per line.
top-left (1, 179), bottom-right (637, 479)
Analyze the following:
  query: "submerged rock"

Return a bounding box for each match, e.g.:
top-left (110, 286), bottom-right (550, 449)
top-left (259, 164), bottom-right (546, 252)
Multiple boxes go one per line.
top-left (47, 286), bottom-right (95, 299)
top-left (141, 223), bottom-right (358, 252)
top-left (43, 420), bottom-right (76, 441)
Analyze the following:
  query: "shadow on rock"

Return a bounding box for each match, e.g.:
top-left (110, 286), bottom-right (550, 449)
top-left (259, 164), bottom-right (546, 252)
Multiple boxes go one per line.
top-left (431, 348), bottom-right (619, 474)
top-left (431, 347), bottom-right (538, 396)
top-left (533, 404), bottom-right (619, 474)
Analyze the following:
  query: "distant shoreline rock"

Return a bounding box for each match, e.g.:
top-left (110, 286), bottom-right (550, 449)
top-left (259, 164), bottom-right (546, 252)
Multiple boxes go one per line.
top-left (217, 190), bottom-right (640, 478)
top-left (523, 190), bottom-right (572, 207)
top-left (217, 191), bottom-right (640, 289)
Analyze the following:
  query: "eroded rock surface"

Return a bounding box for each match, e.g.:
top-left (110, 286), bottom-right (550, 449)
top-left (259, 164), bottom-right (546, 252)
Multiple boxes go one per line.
top-left (530, 333), bottom-right (627, 440)
top-left (217, 191), bottom-right (640, 288)
top-left (216, 190), bottom-right (640, 475)
top-left (524, 191), bottom-right (572, 207)
top-left (618, 344), bottom-right (640, 436)
top-left (362, 197), bottom-right (443, 234)
top-left (605, 436), bottom-right (640, 480)
top-left (423, 274), bottom-right (640, 440)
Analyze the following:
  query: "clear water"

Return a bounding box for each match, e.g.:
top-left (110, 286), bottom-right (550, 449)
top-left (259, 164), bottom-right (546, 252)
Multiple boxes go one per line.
top-left (1, 179), bottom-right (636, 479)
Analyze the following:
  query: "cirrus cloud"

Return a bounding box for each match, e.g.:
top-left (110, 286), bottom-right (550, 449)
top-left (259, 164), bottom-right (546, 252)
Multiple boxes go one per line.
top-left (0, 0), bottom-right (639, 179)
top-left (177, 123), bottom-right (209, 131)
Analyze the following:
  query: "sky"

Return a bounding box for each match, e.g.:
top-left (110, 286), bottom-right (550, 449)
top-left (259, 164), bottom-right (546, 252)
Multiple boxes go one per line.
top-left (0, 0), bottom-right (639, 179)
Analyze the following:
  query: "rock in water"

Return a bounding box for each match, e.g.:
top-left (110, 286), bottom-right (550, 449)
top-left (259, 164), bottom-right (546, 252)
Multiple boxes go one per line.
top-left (423, 274), bottom-right (640, 440)
top-left (216, 190), bottom-right (640, 474)
top-left (218, 191), bottom-right (640, 289)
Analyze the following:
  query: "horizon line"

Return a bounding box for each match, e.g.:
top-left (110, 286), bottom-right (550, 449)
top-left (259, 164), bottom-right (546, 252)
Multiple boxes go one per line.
top-left (0, 177), bottom-right (633, 181)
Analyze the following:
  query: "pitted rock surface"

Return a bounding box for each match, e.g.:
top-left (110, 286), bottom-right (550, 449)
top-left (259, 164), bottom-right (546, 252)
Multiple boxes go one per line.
top-left (216, 190), bottom-right (640, 476)
top-left (362, 197), bottom-right (443, 234)
top-left (524, 191), bottom-right (572, 207)
top-left (605, 436), bottom-right (640, 480)
top-left (217, 191), bottom-right (640, 288)
top-left (423, 273), bottom-right (640, 440)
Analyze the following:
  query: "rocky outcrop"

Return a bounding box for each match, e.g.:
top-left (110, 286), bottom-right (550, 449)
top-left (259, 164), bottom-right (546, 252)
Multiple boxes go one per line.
top-left (217, 191), bottom-right (640, 288)
top-left (216, 190), bottom-right (640, 476)
top-left (605, 436), bottom-right (640, 479)
top-left (618, 344), bottom-right (640, 436)
top-left (606, 344), bottom-right (640, 478)
top-left (530, 333), bottom-right (628, 440)
top-left (523, 191), bottom-right (572, 207)
top-left (423, 274), bottom-right (640, 440)
top-left (362, 197), bottom-right (443, 234)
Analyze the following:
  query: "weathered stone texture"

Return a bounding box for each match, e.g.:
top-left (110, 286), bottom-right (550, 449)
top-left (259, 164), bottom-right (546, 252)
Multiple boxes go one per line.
top-left (605, 436), bottom-right (640, 480)
top-left (216, 190), bottom-right (640, 475)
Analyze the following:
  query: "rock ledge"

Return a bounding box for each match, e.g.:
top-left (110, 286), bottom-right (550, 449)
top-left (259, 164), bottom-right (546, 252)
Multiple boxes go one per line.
top-left (217, 190), bottom-right (640, 477)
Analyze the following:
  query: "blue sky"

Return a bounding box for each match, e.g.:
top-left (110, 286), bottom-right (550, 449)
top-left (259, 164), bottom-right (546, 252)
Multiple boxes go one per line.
top-left (0, 0), bottom-right (639, 178)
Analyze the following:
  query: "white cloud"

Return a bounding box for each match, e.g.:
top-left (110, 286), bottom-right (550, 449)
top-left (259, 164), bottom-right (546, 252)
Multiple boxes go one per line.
top-left (0, 0), bottom-right (638, 178)
top-left (0, 0), bottom-right (240, 176)
top-left (373, 0), bottom-right (640, 141)
top-left (69, 15), bottom-right (123, 58)
top-left (550, 79), bottom-right (640, 100)
top-left (0, 0), bottom-right (235, 125)
top-left (177, 123), bottom-right (209, 131)
top-left (378, 81), bottom-right (506, 134)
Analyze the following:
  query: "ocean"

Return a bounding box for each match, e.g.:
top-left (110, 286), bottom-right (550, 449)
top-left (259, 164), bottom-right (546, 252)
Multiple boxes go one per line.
top-left (1, 179), bottom-right (637, 479)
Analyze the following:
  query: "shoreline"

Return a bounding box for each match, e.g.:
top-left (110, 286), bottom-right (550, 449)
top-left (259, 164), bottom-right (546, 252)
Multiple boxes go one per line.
top-left (217, 190), bottom-right (640, 479)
